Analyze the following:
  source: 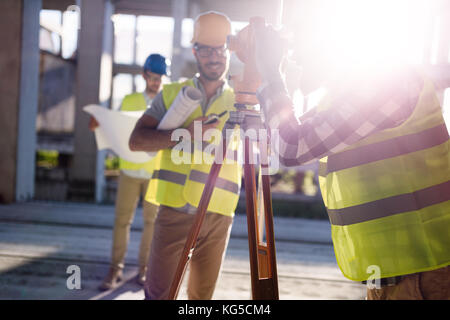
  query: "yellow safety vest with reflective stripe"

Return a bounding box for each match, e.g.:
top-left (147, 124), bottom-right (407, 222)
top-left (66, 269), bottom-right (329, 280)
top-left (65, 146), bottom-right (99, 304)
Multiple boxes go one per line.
top-left (318, 77), bottom-right (450, 281)
top-left (145, 80), bottom-right (242, 216)
top-left (119, 92), bottom-right (156, 174)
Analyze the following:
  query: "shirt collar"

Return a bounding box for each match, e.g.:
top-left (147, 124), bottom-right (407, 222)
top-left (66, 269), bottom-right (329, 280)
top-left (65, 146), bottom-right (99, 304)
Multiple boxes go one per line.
top-left (192, 75), bottom-right (229, 96)
top-left (142, 91), bottom-right (153, 107)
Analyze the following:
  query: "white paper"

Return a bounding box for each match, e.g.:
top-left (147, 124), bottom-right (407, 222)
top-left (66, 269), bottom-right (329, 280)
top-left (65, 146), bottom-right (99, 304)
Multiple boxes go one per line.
top-left (83, 86), bottom-right (203, 164)
top-left (84, 105), bottom-right (155, 163)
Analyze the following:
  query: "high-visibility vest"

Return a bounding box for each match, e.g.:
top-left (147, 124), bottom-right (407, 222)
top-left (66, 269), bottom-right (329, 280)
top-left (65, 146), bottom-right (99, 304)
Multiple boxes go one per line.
top-left (119, 92), bottom-right (156, 174)
top-left (145, 79), bottom-right (242, 216)
top-left (318, 77), bottom-right (450, 281)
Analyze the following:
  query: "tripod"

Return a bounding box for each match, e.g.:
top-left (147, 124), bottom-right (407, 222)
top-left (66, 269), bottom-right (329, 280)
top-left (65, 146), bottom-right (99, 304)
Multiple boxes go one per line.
top-left (167, 107), bottom-right (279, 300)
top-left (167, 16), bottom-right (278, 300)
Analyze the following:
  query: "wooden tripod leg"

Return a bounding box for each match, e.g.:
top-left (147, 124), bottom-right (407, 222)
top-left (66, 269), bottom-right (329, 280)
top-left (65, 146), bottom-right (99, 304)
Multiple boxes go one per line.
top-left (167, 140), bottom-right (228, 300)
top-left (260, 165), bottom-right (279, 299)
top-left (244, 137), bottom-right (279, 299)
top-left (244, 137), bottom-right (260, 298)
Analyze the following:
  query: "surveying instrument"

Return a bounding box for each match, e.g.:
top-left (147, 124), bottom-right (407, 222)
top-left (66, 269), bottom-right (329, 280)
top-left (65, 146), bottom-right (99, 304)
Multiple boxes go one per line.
top-left (168, 17), bottom-right (279, 300)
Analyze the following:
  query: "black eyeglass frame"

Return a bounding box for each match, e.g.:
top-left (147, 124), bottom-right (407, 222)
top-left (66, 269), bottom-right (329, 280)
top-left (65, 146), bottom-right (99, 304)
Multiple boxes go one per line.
top-left (193, 43), bottom-right (229, 58)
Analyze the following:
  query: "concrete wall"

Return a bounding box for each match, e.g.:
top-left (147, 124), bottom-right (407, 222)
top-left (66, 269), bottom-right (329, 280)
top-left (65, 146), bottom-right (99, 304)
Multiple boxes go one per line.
top-left (0, 1), bottom-right (22, 203)
top-left (0, 0), bottom-right (41, 203)
top-left (37, 53), bottom-right (76, 133)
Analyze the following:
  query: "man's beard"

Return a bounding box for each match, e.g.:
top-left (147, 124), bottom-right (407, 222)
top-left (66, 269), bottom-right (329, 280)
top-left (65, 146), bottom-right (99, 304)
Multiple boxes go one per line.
top-left (197, 61), bottom-right (226, 81)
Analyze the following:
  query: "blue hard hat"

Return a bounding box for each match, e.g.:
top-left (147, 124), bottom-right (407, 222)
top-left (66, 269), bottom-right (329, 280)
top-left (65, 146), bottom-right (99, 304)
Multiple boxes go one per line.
top-left (143, 54), bottom-right (167, 75)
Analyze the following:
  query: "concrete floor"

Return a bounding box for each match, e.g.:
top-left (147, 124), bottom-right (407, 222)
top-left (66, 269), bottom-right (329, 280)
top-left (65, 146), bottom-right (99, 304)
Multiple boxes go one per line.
top-left (0, 201), bottom-right (366, 300)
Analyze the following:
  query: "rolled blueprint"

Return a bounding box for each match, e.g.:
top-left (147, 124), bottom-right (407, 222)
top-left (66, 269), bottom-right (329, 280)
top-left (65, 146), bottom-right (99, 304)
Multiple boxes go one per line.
top-left (157, 86), bottom-right (203, 130)
top-left (83, 86), bottom-right (202, 163)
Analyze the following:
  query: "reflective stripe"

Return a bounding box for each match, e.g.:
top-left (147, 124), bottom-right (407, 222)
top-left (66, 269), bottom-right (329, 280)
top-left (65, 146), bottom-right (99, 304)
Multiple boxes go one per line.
top-left (189, 170), bottom-right (240, 194)
top-left (328, 180), bottom-right (450, 226)
top-left (152, 169), bottom-right (187, 185)
top-left (326, 124), bottom-right (449, 174)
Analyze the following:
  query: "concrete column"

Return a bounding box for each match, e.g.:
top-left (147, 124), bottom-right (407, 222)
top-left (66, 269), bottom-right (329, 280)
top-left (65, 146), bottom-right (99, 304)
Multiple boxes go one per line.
top-left (0, 0), bottom-right (41, 203)
top-left (96, 0), bottom-right (114, 203)
top-left (171, 0), bottom-right (188, 81)
top-left (71, 0), bottom-right (114, 202)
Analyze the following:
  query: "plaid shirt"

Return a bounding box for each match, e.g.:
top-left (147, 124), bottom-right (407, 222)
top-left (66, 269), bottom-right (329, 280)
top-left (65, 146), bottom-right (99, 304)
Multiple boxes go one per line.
top-left (257, 68), bottom-right (425, 166)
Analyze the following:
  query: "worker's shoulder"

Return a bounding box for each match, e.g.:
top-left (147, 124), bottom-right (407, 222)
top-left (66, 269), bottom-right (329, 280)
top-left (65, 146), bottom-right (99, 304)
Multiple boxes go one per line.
top-left (124, 92), bottom-right (144, 98)
top-left (122, 92), bottom-right (145, 103)
top-left (162, 79), bottom-right (195, 91)
top-left (121, 92), bottom-right (146, 111)
top-left (222, 84), bottom-right (235, 96)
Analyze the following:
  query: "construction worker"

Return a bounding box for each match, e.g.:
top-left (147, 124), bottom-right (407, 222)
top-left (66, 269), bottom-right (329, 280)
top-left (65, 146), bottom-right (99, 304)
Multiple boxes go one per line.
top-left (253, 25), bottom-right (450, 299)
top-left (89, 53), bottom-right (168, 290)
top-left (129, 11), bottom-right (241, 300)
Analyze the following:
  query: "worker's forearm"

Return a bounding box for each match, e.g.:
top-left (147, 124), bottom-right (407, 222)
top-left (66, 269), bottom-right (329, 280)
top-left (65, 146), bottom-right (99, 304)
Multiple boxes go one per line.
top-left (129, 127), bottom-right (179, 152)
top-left (257, 69), bottom-right (422, 167)
top-left (258, 84), bottom-right (311, 166)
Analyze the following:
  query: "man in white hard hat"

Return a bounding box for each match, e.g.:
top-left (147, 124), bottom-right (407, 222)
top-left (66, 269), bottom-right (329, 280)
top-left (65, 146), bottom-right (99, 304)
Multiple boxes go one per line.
top-left (129, 12), bottom-right (241, 300)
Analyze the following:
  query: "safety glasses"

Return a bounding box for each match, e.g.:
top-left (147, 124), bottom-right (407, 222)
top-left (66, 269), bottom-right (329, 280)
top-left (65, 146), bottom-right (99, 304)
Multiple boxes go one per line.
top-left (194, 44), bottom-right (228, 58)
